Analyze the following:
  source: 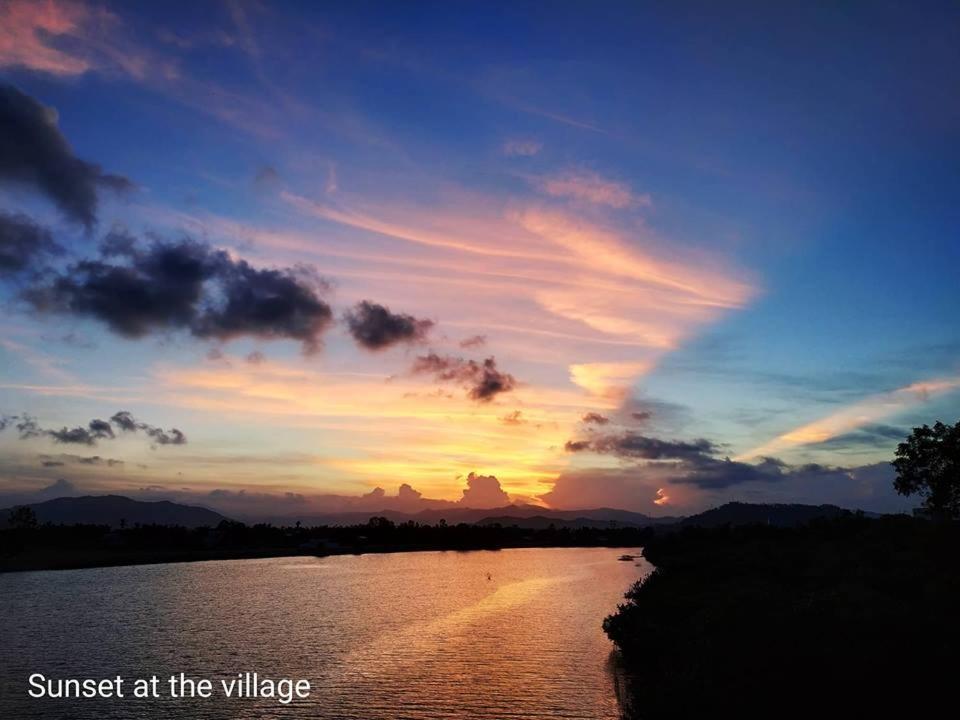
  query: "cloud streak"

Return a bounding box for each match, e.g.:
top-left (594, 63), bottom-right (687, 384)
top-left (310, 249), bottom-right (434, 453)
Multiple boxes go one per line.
top-left (740, 377), bottom-right (960, 459)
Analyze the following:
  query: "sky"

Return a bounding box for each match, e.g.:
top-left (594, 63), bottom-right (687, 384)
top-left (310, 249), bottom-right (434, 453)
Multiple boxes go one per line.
top-left (0, 0), bottom-right (958, 518)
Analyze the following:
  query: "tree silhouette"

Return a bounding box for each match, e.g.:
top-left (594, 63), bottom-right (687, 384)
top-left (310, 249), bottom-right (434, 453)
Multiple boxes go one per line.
top-left (8, 506), bottom-right (38, 530)
top-left (893, 420), bottom-right (960, 519)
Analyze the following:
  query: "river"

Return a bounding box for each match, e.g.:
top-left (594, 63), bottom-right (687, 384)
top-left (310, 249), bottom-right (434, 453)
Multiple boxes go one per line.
top-left (0, 546), bottom-right (650, 719)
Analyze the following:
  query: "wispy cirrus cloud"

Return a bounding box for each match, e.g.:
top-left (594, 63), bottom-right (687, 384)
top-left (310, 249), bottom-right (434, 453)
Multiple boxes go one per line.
top-left (739, 377), bottom-right (960, 460)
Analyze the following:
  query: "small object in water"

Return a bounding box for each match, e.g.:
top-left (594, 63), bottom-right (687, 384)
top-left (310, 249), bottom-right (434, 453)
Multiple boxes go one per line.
top-left (618, 554), bottom-right (635, 561)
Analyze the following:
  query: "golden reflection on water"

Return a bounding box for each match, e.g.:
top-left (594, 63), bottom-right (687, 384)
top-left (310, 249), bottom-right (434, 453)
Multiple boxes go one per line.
top-left (1, 547), bottom-right (650, 719)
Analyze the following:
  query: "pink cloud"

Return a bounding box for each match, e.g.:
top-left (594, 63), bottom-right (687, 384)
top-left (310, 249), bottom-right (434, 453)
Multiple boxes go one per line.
top-left (0, 0), bottom-right (92, 75)
top-left (534, 170), bottom-right (650, 209)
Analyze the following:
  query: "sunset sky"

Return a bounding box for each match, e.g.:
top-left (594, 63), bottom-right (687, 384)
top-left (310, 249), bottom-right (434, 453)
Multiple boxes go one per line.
top-left (1, 0), bottom-right (958, 517)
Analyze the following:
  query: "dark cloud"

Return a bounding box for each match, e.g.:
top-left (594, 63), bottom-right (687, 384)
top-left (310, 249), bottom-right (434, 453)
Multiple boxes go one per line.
top-left (344, 300), bottom-right (433, 350)
top-left (0, 84), bottom-right (133, 228)
top-left (0, 411), bottom-right (186, 447)
top-left (582, 412), bottom-right (610, 425)
top-left (141, 426), bottom-right (187, 446)
top-left (565, 431), bottom-right (717, 461)
top-left (44, 417), bottom-right (113, 445)
top-left (110, 411), bottom-right (187, 446)
top-left (24, 234), bottom-right (334, 353)
top-left (108, 411), bottom-right (138, 432)
top-left (0, 211), bottom-right (61, 274)
top-left (671, 457), bottom-right (837, 490)
top-left (459, 334), bottom-right (486, 349)
top-left (562, 429), bottom-right (842, 490)
top-left (630, 411), bottom-right (652, 423)
top-left (412, 352), bottom-right (516, 402)
top-left (39, 454), bottom-right (124, 468)
top-left (245, 350), bottom-right (266, 365)
top-left (6, 414), bottom-right (113, 446)
top-left (459, 472), bottom-right (511, 508)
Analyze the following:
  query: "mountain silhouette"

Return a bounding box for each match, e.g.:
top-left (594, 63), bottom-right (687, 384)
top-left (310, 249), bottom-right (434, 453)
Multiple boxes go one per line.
top-left (0, 495), bottom-right (227, 529)
top-left (679, 501), bottom-right (868, 528)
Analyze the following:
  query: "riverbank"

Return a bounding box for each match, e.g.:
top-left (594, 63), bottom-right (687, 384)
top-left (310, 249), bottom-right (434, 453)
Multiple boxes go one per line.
top-left (0, 519), bottom-right (654, 573)
top-left (603, 514), bottom-right (960, 717)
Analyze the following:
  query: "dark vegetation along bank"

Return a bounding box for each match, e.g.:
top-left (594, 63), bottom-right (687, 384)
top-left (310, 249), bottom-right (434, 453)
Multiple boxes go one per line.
top-left (0, 515), bottom-right (655, 573)
top-left (604, 420), bottom-right (960, 718)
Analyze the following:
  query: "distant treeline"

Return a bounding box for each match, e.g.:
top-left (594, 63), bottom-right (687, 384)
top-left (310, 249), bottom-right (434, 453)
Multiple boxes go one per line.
top-left (0, 515), bottom-right (654, 572)
top-left (603, 514), bottom-right (960, 718)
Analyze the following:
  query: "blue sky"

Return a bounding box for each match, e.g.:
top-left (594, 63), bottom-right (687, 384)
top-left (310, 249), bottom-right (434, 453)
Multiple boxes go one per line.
top-left (0, 0), bottom-right (957, 517)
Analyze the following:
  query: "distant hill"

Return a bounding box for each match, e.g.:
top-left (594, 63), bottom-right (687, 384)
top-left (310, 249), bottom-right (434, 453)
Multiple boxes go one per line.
top-left (253, 504), bottom-right (677, 528)
top-left (0, 495), bottom-right (227, 529)
top-left (1, 495), bottom-right (878, 531)
top-left (681, 502), bottom-right (853, 528)
top-left (475, 515), bottom-right (643, 530)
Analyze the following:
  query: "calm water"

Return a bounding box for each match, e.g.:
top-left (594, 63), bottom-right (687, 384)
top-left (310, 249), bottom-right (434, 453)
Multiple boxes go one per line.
top-left (0, 547), bottom-right (650, 719)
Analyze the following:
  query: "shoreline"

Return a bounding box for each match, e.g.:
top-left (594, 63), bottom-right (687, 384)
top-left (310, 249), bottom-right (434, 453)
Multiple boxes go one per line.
top-left (0, 539), bottom-right (647, 575)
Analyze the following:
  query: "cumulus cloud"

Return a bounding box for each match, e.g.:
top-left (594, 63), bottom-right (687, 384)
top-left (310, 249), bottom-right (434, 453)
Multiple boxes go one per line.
top-left (581, 412), bottom-right (610, 425)
top-left (411, 352), bottom-right (517, 402)
top-left (0, 211), bottom-right (61, 274)
top-left (0, 84), bottom-right (133, 227)
top-left (23, 233), bottom-right (334, 353)
top-left (459, 472), bottom-right (510, 508)
top-left (344, 300), bottom-right (433, 350)
top-left (0, 410), bottom-right (186, 447)
top-left (397, 483), bottom-right (422, 501)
